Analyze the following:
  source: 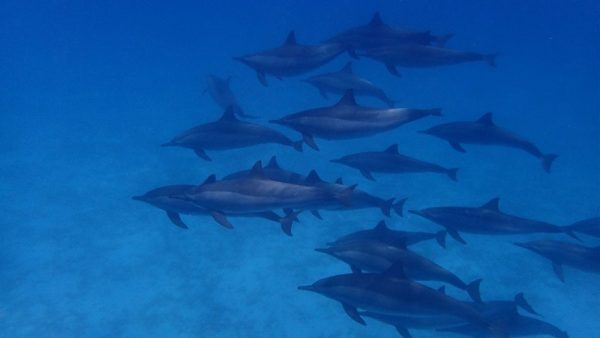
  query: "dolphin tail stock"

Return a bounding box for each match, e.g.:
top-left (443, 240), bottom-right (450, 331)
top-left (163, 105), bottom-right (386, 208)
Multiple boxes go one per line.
top-left (335, 184), bottom-right (357, 207)
top-left (392, 197), bottom-right (408, 217)
top-left (435, 230), bottom-right (447, 248)
top-left (483, 53), bottom-right (498, 68)
top-left (436, 33), bottom-right (454, 47)
top-left (381, 198), bottom-right (394, 217)
top-left (541, 153), bottom-right (558, 173)
top-left (446, 168), bottom-right (459, 182)
top-left (466, 278), bottom-right (483, 304)
top-left (514, 292), bottom-right (540, 316)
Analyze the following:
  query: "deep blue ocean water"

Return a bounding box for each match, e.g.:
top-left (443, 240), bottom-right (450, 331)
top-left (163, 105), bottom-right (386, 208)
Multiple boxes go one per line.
top-left (1, 1), bottom-right (599, 337)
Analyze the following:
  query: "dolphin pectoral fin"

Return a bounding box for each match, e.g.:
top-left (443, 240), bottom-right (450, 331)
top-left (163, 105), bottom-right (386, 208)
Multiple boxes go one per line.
top-left (360, 169), bottom-right (375, 181)
top-left (449, 141), bottom-right (466, 153)
top-left (350, 265), bottom-right (362, 274)
top-left (166, 211), bottom-right (188, 229)
top-left (342, 303), bottom-right (366, 325)
top-left (446, 228), bottom-right (467, 244)
top-left (552, 262), bottom-right (565, 282)
top-left (210, 211), bottom-right (234, 229)
top-left (394, 326), bottom-right (413, 338)
top-left (310, 210), bottom-right (323, 220)
top-left (385, 63), bottom-right (401, 77)
top-left (302, 134), bottom-right (319, 151)
top-left (193, 148), bottom-right (212, 161)
top-left (257, 72), bottom-right (268, 86)
top-left (515, 292), bottom-right (540, 316)
top-left (318, 88), bottom-right (329, 99)
top-left (436, 231), bottom-right (447, 248)
top-left (542, 154), bottom-right (558, 173)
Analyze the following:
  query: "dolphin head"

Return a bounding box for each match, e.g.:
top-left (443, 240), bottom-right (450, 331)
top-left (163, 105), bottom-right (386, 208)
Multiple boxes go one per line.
top-left (132, 195), bottom-right (150, 203)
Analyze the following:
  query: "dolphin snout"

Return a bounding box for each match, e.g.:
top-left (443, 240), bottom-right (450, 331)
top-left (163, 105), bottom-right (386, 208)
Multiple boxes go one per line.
top-left (417, 129), bottom-right (431, 135)
top-left (314, 247), bottom-right (333, 254)
top-left (161, 141), bottom-right (176, 147)
top-left (408, 209), bottom-right (424, 216)
top-left (330, 159), bottom-right (343, 164)
top-left (298, 285), bottom-right (316, 292)
top-left (513, 242), bottom-right (530, 249)
top-left (132, 195), bottom-right (146, 202)
top-left (269, 119), bottom-right (283, 125)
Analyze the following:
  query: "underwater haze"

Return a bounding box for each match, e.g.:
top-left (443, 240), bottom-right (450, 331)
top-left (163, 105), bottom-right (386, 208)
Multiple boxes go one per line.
top-left (1, 1), bottom-right (599, 337)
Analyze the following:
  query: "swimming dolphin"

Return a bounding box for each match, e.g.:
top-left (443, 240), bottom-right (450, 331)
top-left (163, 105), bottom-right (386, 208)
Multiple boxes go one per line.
top-left (326, 12), bottom-right (453, 51)
top-left (362, 292), bottom-right (541, 338)
top-left (328, 220), bottom-right (447, 249)
top-left (566, 217), bottom-right (600, 238)
top-left (514, 240), bottom-right (600, 282)
top-left (179, 161), bottom-right (355, 234)
top-left (298, 263), bottom-right (507, 338)
top-left (409, 198), bottom-right (577, 244)
top-left (132, 184), bottom-right (299, 233)
top-left (419, 112), bottom-right (558, 172)
top-left (204, 75), bottom-right (253, 118)
top-left (302, 62), bottom-right (394, 106)
top-left (332, 144), bottom-right (459, 181)
top-left (316, 239), bottom-right (482, 302)
top-left (224, 157), bottom-right (405, 218)
top-left (271, 90), bottom-right (441, 150)
top-left (162, 106), bottom-right (302, 161)
top-left (359, 44), bottom-right (496, 77)
top-left (234, 31), bottom-right (347, 86)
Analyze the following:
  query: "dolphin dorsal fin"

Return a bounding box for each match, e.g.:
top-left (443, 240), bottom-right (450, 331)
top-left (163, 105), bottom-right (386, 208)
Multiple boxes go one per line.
top-left (476, 112), bottom-right (494, 126)
top-left (382, 262), bottom-right (407, 279)
top-left (480, 197), bottom-right (500, 211)
top-left (305, 170), bottom-right (324, 184)
top-left (340, 62), bottom-right (353, 74)
top-left (267, 156), bottom-right (280, 169)
top-left (335, 177), bottom-right (344, 184)
top-left (249, 161), bottom-right (267, 179)
top-left (283, 31), bottom-right (297, 45)
top-left (369, 12), bottom-right (384, 26)
top-left (219, 105), bottom-right (239, 121)
top-left (200, 174), bottom-right (216, 186)
top-left (336, 89), bottom-right (357, 106)
top-left (384, 144), bottom-right (399, 154)
top-left (374, 220), bottom-right (388, 231)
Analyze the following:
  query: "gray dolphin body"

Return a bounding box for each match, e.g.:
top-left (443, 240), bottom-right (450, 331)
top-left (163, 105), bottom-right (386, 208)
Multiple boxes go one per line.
top-left (514, 240), bottom-right (600, 282)
top-left (332, 144), bottom-right (458, 181)
top-left (234, 31), bottom-right (346, 86)
top-left (410, 198), bottom-right (575, 244)
top-left (326, 12), bottom-right (453, 51)
top-left (271, 90), bottom-right (440, 150)
top-left (298, 265), bottom-right (507, 338)
top-left (224, 157), bottom-right (405, 217)
top-left (132, 184), bottom-right (297, 233)
top-left (316, 239), bottom-right (482, 302)
top-left (328, 220), bottom-right (447, 249)
top-left (205, 75), bottom-right (252, 118)
top-left (303, 62), bottom-right (394, 106)
top-left (162, 107), bottom-right (302, 161)
top-left (180, 161), bottom-right (354, 234)
top-left (439, 315), bottom-right (569, 338)
top-left (420, 112), bottom-right (558, 172)
top-left (567, 217), bottom-right (600, 238)
top-left (359, 43), bottom-right (496, 77)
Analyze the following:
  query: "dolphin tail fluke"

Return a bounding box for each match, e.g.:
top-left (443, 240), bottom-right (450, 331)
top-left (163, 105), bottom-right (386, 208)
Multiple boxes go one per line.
top-left (291, 140), bottom-right (304, 152)
top-left (466, 279), bottom-right (483, 303)
top-left (381, 198), bottom-right (394, 217)
top-left (435, 230), bottom-right (447, 248)
top-left (394, 326), bottom-right (413, 338)
top-left (515, 292), bottom-right (540, 316)
top-left (436, 33), bottom-right (454, 47)
top-left (335, 184), bottom-right (357, 207)
top-left (280, 210), bottom-right (301, 236)
top-left (483, 54), bottom-right (498, 68)
top-left (542, 154), bottom-right (558, 173)
top-left (392, 197), bottom-right (407, 217)
top-left (446, 168), bottom-right (459, 182)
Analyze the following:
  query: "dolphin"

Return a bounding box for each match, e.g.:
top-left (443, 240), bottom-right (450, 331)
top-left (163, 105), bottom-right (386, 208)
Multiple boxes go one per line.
top-left (161, 106), bottom-right (302, 161)
top-left (362, 292), bottom-right (541, 338)
top-left (315, 239), bottom-right (482, 302)
top-left (179, 161), bottom-right (355, 234)
top-left (514, 240), bottom-right (600, 282)
top-left (332, 144), bottom-right (459, 181)
top-left (328, 220), bottom-right (447, 249)
top-left (204, 75), bottom-right (253, 118)
top-left (224, 157), bottom-right (405, 217)
top-left (302, 62), bottom-right (394, 106)
top-left (326, 12), bottom-right (453, 50)
top-left (358, 44), bottom-right (496, 77)
top-left (566, 217), bottom-right (600, 238)
top-left (298, 263), bottom-right (508, 338)
top-left (271, 90), bottom-right (441, 150)
top-left (234, 31), bottom-right (347, 86)
top-left (419, 112), bottom-right (558, 172)
top-left (132, 184), bottom-right (299, 233)
top-left (410, 198), bottom-right (577, 244)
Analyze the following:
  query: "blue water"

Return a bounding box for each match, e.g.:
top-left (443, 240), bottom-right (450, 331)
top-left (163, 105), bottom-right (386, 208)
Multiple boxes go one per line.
top-left (2, 1), bottom-right (599, 337)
